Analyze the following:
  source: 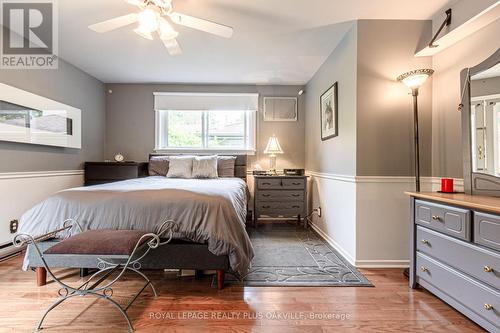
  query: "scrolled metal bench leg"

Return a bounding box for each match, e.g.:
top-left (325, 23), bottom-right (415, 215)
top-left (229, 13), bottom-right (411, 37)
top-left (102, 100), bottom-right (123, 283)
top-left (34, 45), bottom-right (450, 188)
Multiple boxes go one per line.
top-left (36, 293), bottom-right (79, 331)
top-left (125, 267), bottom-right (157, 298)
top-left (91, 292), bottom-right (135, 333)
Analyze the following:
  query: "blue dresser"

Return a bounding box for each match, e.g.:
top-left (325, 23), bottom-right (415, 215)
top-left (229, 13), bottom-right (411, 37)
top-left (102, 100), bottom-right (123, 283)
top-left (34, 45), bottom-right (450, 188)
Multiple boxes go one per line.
top-left (408, 192), bottom-right (500, 332)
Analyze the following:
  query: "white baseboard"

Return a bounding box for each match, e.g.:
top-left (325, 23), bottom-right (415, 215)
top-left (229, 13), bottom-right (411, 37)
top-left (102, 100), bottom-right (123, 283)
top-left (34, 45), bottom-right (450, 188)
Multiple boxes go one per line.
top-left (354, 260), bottom-right (409, 268)
top-left (309, 221), bottom-right (356, 266)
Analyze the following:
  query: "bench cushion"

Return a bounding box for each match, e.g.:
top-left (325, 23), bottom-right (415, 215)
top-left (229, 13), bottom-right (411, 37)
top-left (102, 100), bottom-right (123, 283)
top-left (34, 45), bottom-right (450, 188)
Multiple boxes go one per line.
top-left (44, 230), bottom-right (149, 256)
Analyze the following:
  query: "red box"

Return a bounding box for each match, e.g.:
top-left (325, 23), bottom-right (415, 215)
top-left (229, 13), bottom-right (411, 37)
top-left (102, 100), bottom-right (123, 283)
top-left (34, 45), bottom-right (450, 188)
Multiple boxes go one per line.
top-left (441, 178), bottom-right (454, 193)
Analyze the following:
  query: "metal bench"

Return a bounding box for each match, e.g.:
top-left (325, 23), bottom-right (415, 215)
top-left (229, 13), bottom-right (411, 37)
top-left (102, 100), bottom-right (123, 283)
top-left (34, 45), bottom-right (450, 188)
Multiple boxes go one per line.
top-left (13, 219), bottom-right (178, 332)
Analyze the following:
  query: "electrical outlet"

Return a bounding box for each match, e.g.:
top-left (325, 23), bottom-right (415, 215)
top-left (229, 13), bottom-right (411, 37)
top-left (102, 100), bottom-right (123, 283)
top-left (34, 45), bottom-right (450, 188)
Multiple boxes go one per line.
top-left (10, 219), bottom-right (18, 234)
top-left (317, 207), bottom-right (322, 218)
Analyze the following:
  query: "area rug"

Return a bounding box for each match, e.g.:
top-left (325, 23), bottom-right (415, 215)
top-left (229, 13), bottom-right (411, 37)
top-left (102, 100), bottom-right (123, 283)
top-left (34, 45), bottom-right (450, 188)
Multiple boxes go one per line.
top-left (224, 223), bottom-right (373, 287)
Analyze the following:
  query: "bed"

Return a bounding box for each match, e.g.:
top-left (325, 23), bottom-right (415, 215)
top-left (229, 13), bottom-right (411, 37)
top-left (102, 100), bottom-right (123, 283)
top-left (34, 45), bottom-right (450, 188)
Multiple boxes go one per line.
top-left (20, 155), bottom-right (253, 289)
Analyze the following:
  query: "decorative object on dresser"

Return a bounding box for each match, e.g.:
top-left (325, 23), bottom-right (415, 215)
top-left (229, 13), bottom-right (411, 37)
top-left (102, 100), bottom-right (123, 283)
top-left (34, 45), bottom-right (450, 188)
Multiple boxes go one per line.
top-left (406, 192), bottom-right (500, 332)
top-left (114, 153), bottom-right (125, 162)
top-left (263, 135), bottom-right (284, 175)
top-left (254, 175), bottom-right (307, 228)
top-left (397, 68), bottom-right (434, 191)
top-left (460, 48), bottom-right (500, 196)
top-left (84, 161), bottom-right (148, 186)
top-left (0, 82), bottom-right (82, 149)
top-left (320, 82), bottom-right (338, 141)
top-left (263, 97), bottom-right (298, 121)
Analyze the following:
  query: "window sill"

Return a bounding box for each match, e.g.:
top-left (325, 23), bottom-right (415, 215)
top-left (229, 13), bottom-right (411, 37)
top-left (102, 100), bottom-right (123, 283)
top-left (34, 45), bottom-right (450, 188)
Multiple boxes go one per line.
top-left (153, 148), bottom-right (256, 155)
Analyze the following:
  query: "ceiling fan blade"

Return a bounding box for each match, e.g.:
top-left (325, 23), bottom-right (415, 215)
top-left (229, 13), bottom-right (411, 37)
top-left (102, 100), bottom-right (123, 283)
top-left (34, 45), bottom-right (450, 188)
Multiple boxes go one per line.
top-left (124, 0), bottom-right (143, 6)
top-left (88, 13), bottom-right (138, 33)
top-left (162, 38), bottom-right (182, 56)
top-left (169, 12), bottom-right (233, 38)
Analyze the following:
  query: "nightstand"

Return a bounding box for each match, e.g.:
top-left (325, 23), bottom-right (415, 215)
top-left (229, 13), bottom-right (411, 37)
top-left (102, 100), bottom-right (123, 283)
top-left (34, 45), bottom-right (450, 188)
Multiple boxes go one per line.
top-left (84, 162), bottom-right (148, 186)
top-left (253, 175), bottom-right (307, 228)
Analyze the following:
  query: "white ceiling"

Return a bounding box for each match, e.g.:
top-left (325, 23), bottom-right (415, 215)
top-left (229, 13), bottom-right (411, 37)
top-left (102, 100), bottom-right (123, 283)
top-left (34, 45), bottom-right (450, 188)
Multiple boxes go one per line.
top-left (58, 0), bottom-right (452, 84)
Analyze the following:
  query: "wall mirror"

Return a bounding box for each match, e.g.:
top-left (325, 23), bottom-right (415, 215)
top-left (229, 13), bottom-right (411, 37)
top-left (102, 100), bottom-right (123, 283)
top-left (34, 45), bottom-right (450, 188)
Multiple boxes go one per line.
top-left (461, 48), bottom-right (500, 196)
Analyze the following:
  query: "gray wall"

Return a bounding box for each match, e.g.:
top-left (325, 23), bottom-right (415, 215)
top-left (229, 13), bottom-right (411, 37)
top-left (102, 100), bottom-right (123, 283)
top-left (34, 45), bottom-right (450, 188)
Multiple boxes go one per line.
top-left (356, 20), bottom-right (432, 176)
top-left (432, 19), bottom-right (500, 178)
top-left (105, 84), bottom-right (305, 170)
top-left (471, 76), bottom-right (500, 97)
top-left (0, 60), bottom-right (106, 172)
top-left (304, 22), bottom-right (358, 175)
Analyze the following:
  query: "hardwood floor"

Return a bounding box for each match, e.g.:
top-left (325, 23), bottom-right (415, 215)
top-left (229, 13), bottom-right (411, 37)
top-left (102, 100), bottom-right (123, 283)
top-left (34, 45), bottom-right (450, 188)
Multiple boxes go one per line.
top-left (0, 254), bottom-right (484, 332)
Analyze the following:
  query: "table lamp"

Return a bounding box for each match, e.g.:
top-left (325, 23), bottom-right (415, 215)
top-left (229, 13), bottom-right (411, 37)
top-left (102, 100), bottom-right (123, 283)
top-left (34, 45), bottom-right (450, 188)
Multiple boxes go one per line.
top-left (264, 135), bottom-right (283, 174)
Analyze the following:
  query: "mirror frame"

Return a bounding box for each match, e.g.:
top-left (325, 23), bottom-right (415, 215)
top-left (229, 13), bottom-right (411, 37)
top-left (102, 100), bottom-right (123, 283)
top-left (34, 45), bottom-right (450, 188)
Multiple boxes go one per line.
top-left (461, 48), bottom-right (500, 196)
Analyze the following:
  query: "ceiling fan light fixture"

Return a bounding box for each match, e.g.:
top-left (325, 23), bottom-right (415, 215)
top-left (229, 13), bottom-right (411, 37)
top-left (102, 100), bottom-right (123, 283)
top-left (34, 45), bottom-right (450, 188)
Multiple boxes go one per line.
top-left (134, 25), bottom-right (154, 40)
top-left (158, 17), bottom-right (178, 40)
top-left (138, 6), bottom-right (159, 32)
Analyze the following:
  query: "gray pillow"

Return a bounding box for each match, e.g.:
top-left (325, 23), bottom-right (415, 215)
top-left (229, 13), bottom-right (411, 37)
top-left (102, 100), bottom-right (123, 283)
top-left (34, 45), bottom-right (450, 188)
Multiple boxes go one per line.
top-left (217, 156), bottom-right (237, 177)
top-left (148, 156), bottom-right (170, 176)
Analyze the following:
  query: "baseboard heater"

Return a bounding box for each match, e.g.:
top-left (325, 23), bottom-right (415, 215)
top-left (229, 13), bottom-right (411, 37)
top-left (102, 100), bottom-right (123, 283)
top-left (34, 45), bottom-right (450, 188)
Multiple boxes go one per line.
top-left (0, 242), bottom-right (23, 262)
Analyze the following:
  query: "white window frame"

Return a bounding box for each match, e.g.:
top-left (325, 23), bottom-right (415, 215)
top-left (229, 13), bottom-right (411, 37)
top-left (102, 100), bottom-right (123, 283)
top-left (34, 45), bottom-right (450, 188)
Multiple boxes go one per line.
top-left (154, 109), bottom-right (256, 155)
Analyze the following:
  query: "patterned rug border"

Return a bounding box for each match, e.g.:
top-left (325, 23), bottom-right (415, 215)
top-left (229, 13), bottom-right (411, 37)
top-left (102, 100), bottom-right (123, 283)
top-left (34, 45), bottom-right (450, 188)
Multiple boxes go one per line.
top-left (222, 226), bottom-right (373, 288)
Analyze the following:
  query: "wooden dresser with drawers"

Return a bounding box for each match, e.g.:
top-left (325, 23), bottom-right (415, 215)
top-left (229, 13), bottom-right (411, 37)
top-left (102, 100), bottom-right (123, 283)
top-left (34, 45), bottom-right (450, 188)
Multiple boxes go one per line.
top-left (253, 175), bottom-right (307, 227)
top-left (407, 192), bottom-right (500, 332)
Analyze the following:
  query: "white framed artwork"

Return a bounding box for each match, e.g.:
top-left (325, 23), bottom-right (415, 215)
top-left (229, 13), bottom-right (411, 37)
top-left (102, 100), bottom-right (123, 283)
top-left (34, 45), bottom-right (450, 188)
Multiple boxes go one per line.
top-left (0, 83), bottom-right (81, 149)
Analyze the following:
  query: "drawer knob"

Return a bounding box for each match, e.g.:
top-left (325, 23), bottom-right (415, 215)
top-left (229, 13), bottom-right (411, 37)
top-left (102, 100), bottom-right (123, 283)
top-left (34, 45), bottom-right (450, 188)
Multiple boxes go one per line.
top-left (292, 205), bottom-right (300, 208)
top-left (292, 194), bottom-right (300, 197)
top-left (262, 182), bottom-right (271, 185)
top-left (420, 266), bottom-right (429, 272)
top-left (484, 304), bottom-right (493, 311)
top-left (292, 182), bottom-right (301, 185)
top-left (262, 194), bottom-right (270, 197)
top-left (421, 239), bottom-right (430, 245)
top-left (483, 266), bottom-right (493, 273)
top-left (431, 215), bottom-right (441, 221)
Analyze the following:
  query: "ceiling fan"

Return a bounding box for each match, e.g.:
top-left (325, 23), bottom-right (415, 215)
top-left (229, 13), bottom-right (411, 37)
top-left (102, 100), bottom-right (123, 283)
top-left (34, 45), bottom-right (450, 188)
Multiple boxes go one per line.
top-left (88, 0), bottom-right (234, 56)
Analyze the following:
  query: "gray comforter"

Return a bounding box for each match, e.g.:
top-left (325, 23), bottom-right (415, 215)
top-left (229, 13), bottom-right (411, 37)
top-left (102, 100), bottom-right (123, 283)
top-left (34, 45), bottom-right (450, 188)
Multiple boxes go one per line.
top-left (19, 176), bottom-right (254, 275)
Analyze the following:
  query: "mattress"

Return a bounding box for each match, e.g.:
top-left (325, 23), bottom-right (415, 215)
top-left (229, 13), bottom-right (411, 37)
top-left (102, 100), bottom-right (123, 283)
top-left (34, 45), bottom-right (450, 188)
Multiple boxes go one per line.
top-left (18, 176), bottom-right (254, 275)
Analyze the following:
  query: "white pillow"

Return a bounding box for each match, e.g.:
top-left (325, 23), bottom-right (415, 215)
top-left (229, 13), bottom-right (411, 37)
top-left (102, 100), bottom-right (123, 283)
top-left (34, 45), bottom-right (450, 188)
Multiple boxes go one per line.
top-left (166, 156), bottom-right (194, 178)
top-left (192, 155), bottom-right (218, 179)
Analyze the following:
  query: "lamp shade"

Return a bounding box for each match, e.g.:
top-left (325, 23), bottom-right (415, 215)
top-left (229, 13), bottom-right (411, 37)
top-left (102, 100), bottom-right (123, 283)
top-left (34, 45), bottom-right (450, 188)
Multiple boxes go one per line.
top-left (397, 69), bottom-right (434, 89)
top-left (264, 135), bottom-right (283, 155)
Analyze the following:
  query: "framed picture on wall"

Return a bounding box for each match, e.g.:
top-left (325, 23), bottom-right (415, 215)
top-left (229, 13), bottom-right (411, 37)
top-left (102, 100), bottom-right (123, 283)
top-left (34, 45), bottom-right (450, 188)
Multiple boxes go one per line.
top-left (0, 83), bottom-right (81, 149)
top-left (320, 82), bottom-right (338, 141)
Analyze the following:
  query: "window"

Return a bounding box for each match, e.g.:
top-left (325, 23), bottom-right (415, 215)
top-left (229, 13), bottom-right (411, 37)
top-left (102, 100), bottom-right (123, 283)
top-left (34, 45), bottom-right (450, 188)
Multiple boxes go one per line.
top-left (156, 110), bottom-right (255, 152)
top-left (154, 92), bottom-right (257, 152)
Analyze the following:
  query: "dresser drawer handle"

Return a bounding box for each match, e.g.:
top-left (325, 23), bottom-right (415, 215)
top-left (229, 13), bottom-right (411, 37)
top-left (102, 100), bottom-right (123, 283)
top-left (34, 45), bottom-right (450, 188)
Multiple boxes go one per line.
top-left (484, 304), bottom-right (493, 311)
top-left (431, 215), bottom-right (442, 221)
top-left (262, 194), bottom-right (271, 197)
top-left (262, 182), bottom-right (272, 186)
top-left (291, 194), bottom-right (300, 197)
top-left (483, 266), bottom-right (493, 273)
top-left (421, 239), bottom-right (430, 245)
top-left (291, 182), bottom-right (302, 185)
top-left (291, 205), bottom-right (300, 208)
top-left (420, 266), bottom-right (429, 272)
top-left (262, 205), bottom-right (271, 209)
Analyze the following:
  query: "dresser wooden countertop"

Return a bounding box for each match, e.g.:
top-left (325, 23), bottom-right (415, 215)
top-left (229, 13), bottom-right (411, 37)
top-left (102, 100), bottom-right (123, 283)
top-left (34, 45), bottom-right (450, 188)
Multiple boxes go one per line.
top-left (405, 191), bottom-right (500, 214)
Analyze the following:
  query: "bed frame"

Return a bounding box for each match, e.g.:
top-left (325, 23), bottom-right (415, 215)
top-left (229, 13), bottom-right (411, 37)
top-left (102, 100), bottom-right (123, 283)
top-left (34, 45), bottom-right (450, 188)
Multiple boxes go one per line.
top-left (29, 154), bottom-right (248, 290)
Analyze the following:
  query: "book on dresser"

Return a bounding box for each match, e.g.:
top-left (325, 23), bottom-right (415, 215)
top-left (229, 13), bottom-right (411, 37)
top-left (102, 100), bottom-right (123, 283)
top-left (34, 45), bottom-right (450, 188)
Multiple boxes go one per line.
top-left (406, 192), bottom-right (500, 333)
top-left (84, 162), bottom-right (148, 186)
top-left (253, 175), bottom-right (307, 228)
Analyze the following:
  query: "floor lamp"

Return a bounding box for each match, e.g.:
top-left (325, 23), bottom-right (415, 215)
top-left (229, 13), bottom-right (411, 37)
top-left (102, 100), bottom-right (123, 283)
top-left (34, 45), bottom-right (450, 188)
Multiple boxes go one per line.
top-left (397, 69), bottom-right (434, 192)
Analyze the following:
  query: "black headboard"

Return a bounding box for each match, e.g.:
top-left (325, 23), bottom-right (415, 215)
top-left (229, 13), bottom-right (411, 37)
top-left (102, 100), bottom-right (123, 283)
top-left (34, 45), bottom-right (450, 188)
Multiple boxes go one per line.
top-left (148, 154), bottom-right (247, 181)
